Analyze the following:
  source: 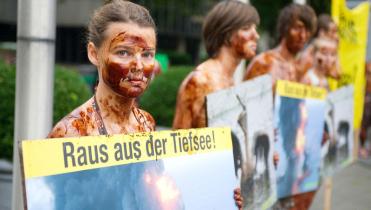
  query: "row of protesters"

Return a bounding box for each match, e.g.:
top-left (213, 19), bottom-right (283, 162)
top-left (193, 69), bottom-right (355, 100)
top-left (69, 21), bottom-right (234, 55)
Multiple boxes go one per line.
top-left (47, 0), bottom-right (260, 208)
top-left (46, 0), bottom-right (342, 210)
top-left (172, 1), bottom-right (316, 210)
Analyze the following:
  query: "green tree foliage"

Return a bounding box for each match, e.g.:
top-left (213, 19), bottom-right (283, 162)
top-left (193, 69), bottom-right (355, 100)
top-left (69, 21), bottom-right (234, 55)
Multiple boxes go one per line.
top-left (251, 0), bottom-right (292, 39)
top-left (0, 61), bottom-right (92, 161)
top-left (308, 0), bottom-right (331, 15)
top-left (0, 61), bottom-right (15, 161)
top-left (53, 66), bottom-right (93, 123)
top-left (140, 66), bottom-right (193, 127)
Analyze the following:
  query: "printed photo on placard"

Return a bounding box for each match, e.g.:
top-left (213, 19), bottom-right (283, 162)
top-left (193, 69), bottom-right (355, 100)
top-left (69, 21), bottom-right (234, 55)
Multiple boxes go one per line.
top-left (321, 85), bottom-right (354, 176)
top-left (207, 75), bottom-right (277, 210)
top-left (274, 80), bottom-right (326, 198)
top-left (21, 128), bottom-right (236, 210)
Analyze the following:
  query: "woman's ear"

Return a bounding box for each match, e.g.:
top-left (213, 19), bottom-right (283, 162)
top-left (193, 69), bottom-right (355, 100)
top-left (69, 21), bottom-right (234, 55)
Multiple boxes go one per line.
top-left (87, 42), bottom-right (99, 66)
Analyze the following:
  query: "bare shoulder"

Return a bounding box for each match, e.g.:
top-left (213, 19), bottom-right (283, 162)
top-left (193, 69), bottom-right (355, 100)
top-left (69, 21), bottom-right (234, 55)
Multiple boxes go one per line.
top-left (177, 69), bottom-right (211, 100)
top-left (184, 68), bottom-right (208, 87)
top-left (48, 97), bottom-right (97, 138)
top-left (245, 51), bottom-right (276, 80)
top-left (135, 108), bottom-right (156, 131)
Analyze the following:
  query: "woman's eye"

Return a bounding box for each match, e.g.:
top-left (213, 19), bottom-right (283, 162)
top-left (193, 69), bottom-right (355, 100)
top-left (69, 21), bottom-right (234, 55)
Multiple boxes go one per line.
top-left (242, 26), bottom-right (252, 31)
top-left (142, 51), bottom-right (154, 59)
top-left (117, 50), bottom-right (130, 56)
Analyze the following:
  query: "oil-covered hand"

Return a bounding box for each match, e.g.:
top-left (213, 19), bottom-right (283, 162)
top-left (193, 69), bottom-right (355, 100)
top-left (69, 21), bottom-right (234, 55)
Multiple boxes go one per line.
top-left (273, 151), bottom-right (279, 169)
top-left (234, 188), bottom-right (243, 210)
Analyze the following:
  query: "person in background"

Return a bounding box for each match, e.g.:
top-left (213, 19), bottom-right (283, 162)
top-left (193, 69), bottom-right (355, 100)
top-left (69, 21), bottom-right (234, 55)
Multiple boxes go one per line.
top-left (243, 3), bottom-right (317, 210)
top-left (360, 62), bottom-right (371, 158)
top-left (297, 14), bottom-right (341, 82)
top-left (172, 1), bottom-right (260, 209)
top-left (244, 3), bottom-right (317, 88)
top-left (301, 38), bottom-right (338, 91)
top-left (173, 0), bottom-right (260, 129)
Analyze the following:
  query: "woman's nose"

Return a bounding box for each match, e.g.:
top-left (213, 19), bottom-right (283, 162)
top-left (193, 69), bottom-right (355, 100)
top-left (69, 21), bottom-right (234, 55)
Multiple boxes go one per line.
top-left (134, 54), bottom-right (144, 70)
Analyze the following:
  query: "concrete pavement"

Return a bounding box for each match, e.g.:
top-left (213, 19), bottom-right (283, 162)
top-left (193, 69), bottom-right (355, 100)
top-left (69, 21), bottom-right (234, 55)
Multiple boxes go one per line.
top-left (310, 160), bottom-right (371, 210)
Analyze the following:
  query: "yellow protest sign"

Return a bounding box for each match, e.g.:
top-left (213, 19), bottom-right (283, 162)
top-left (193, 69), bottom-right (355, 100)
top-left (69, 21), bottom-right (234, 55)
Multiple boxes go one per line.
top-left (276, 80), bottom-right (327, 100)
top-left (21, 127), bottom-right (232, 179)
top-left (332, 0), bottom-right (369, 129)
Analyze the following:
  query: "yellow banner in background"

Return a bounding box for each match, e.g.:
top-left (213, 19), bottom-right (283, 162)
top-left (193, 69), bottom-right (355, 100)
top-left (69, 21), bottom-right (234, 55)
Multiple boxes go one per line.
top-left (22, 127), bottom-right (232, 179)
top-left (276, 80), bottom-right (327, 100)
top-left (332, 0), bottom-right (369, 129)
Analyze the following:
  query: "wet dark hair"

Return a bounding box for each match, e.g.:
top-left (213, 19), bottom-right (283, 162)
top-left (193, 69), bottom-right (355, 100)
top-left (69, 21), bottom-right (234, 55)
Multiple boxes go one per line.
top-left (88, 0), bottom-right (156, 47)
top-left (277, 3), bottom-right (317, 41)
top-left (315, 14), bottom-right (335, 37)
top-left (254, 133), bottom-right (270, 162)
top-left (202, 0), bottom-right (260, 58)
top-left (231, 131), bottom-right (242, 177)
top-left (337, 121), bottom-right (350, 136)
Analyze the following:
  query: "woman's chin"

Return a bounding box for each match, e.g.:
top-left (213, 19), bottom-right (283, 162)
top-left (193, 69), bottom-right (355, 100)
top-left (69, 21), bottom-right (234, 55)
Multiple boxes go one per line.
top-left (117, 87), bottom-right (144, 98)
top-left (243, 51), bottom-right (256, 60)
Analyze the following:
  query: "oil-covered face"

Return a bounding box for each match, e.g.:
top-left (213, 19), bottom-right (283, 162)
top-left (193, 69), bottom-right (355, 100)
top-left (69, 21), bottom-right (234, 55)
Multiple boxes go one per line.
top-left (314, 39), bottom-right (337, 73)
top-left (320, 22), bottom-right (339, 44)
top-left (98, 23), bottom-right (156, 98)
top-left (327, 22), bottom-right (339, 43)
top-left (285, 20), bottom-right (311, 54)
top-left (231, 24), bottom-right (259, 59)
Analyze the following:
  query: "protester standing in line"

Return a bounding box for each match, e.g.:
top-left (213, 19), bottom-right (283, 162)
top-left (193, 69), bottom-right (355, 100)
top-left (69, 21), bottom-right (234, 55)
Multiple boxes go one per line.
top-left (360, 62), bottom-right (371, 158)
top-left (172, 1), bottom-right (260, 209)
top-left (243, 4), bottom-right (317, 210)
top-left (297, 14), bottom-right (341, 83)
top-left (301, 38), bottom-right (338, 91)
top-left (173, 0), bottom-right (260, 129)
top-left (48, 1), bottom-right (157, 138)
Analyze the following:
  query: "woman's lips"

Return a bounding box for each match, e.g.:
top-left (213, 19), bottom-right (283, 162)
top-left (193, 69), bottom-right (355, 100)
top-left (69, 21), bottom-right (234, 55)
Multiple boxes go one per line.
top-left (121, 77), bottom-right (145, 86)
top-left (249, 44), bottom-right (257, 51)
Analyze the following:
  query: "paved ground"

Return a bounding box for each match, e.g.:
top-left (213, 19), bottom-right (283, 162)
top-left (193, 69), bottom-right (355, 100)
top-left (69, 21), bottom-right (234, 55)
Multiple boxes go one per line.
top-left (0, 160), bottom-right (12, 210)
top-left (310, 160), bottom-right (371, 210)
top-left (1, 160), bottom-right (371, 210)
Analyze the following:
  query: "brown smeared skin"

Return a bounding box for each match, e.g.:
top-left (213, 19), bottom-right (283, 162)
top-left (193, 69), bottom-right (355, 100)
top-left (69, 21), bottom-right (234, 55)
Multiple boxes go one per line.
top-left (109, 32), bottom-right (150, 50)
top-left (231, 26), bottom-right (259, 59)
top-left (47, 96), bottom-right (155, 138)
top-left (245, 20), bottom-right (311, 87)
top-left (173, 25), bottom-right (259, 129)
top-left (244, 47), bottom-right (298, 87)
top-left (48, 22), bottom-right (156, 138)
top-left (102, 32), bottom-right (155, 98)
top-left (173, 64), bottom-right (234, 129)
